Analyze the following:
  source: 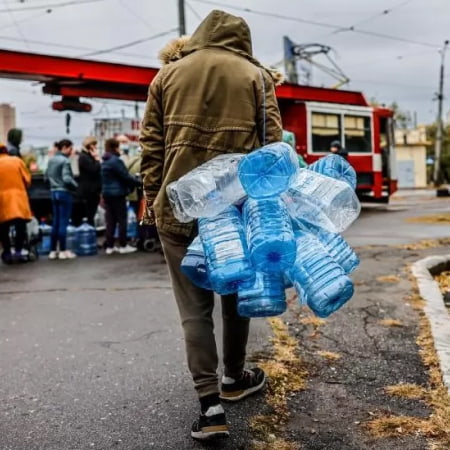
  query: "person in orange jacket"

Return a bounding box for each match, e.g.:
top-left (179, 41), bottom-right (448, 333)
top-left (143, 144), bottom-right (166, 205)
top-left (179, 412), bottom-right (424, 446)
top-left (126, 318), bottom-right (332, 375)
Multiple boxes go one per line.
top-left (0, 142), bottom-right (32, 264)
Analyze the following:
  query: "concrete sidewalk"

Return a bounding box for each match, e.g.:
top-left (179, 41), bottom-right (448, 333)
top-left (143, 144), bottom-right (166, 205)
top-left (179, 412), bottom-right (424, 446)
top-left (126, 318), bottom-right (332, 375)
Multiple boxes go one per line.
top-left (272, 241), bottom-right (450, 450)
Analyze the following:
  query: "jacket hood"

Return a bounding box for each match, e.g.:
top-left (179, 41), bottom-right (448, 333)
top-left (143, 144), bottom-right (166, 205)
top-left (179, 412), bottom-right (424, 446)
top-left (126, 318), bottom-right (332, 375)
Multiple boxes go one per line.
top-left (181, 10), bottom-right (252, 58)
top-left (158, 10), bottom-right (284, 86)
top-left (7, 128), bottom-right (22, 147)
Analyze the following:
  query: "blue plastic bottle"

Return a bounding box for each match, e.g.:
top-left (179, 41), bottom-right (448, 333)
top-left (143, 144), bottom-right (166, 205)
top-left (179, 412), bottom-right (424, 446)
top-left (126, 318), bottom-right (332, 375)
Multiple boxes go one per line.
top-left (238, 142), bottom-right (299, 198)
top-left (243, 197), bottom-right (296, 273)
top-left (181, 236), bottom-right (211, 290)
top-left (76, 218), bottom-right (97, 256)
top-left (198, 206), bottom-right (254, 295)
top-left (237, 272), bottom-right (287, 318)
top-left (127, 204), bottom-right (137, 239)
top-left (288, 230), bottom-right (354, 318)
top-left (315, 229), bottom-right (360, 274)
top-left (37, 219), bottom-right (52, 255)
top-left (308, 154), bottom-right (357, 190)
top-left (66, 220), bottom-right (78, 254)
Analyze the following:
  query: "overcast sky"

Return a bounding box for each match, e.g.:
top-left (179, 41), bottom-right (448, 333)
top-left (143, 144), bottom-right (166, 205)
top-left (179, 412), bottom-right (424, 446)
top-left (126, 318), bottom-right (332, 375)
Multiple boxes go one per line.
top-left (1, 0), bottom-right (449, 147)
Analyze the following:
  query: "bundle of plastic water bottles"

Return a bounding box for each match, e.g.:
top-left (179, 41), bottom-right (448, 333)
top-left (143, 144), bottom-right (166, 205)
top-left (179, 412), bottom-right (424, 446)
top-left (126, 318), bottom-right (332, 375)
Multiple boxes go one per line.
top-left (167, 142), bottom-right (361, 319)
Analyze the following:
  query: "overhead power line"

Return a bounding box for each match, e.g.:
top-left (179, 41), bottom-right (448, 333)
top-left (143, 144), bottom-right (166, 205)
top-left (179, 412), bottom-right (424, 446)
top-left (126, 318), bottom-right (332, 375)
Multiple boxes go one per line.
top-left (0, 0), bottom-right (105, 13)
top-left (190, 0), bottom-right (441, 49)
top-left (79, 28), bottom-right (178, 57)
top-left (2, 0), bottom-right (30, 50)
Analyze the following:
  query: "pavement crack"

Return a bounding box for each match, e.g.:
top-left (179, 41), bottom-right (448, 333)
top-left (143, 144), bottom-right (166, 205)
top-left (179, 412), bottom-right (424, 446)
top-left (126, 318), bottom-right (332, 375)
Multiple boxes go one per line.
top-left (94, 330), bottom-right (166, 349)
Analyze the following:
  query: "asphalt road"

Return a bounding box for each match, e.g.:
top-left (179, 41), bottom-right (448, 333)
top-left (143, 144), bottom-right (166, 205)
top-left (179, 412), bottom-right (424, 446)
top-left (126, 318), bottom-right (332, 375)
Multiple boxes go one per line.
top-left (1, 191), bottom-right (449, 450)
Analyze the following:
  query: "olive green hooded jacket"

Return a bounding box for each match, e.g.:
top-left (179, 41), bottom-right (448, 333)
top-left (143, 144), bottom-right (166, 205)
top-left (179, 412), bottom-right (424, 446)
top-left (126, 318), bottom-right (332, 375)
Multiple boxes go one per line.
top-left (139, 9), bottom-right (283, 236)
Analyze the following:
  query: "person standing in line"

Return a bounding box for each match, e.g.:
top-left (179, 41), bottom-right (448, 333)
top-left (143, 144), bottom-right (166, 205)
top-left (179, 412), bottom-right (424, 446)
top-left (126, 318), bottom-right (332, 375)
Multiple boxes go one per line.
top-left (139, 10), bottom-right (283, 440)
top-left (101, 137), bottom-right (138, 255)
top-left (78, 136), bottom-right (101, 226)
top-left (0, 142), bottom-right (32, 264)
top-left (329, 140), bottom-right (349, 159)
top-left (117, 134), bottom-right (131, 166)
top-left (46, 139), bottom-right (78, 260)
top-left (6, 128), bottom-right (23, 158)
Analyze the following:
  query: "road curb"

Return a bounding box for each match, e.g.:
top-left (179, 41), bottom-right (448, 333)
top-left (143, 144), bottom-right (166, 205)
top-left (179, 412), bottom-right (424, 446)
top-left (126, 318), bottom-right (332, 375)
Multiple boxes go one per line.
top-left (411, 254), bottom-right (450, 392)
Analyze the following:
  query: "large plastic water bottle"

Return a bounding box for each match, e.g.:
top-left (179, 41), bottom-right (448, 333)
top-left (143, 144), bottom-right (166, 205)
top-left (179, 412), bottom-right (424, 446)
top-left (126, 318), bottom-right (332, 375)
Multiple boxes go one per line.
top-left (315, 229), bottom-right (360, 274)
top-left (66, 220), bottom-right (78, 254)
top-left (238, 142), bottom-right (299, 198)
top-left (166, 154), bottom-right (246, 222)
top-left (243, 197), bottom-right (296, 273)
top-left (181, 236), bottom-right (211, 290)
top-left (308, 154), bottom-right (357, 189)
top-left (76, 218), bottom-right (97, 256)
top-left (287, 230), bottom-right (354, 318)
top-left (127, 204), bottom-right (137, 239)
top-left (282, 169), bottom-right (361, 233)
top-left (37, 219), bottom-right (52, 255)
top-left (198, 206), bottom-right (254, 295)
top-left (238, 272), bottom-right (287, 318)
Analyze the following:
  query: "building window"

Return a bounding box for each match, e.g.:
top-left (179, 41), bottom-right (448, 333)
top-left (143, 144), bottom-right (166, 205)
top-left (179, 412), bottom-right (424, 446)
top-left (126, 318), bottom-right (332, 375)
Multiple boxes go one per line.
top-left (344, 115), bottom-right (371, 153)
top-left (311, 113), bottom-right (341, 152)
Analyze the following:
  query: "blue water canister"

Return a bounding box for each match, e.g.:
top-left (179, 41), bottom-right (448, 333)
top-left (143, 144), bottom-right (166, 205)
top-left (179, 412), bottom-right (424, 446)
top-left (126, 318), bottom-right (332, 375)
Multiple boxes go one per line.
top-left (75, 218), bottom-right (97, 256)
top-left (198, 206), bottom-right (254, 295)
top-left (315, 229), bottom-right (360, 274)
top-left (243, 197), bottom-right (296, 273)
top-left (238, 142), bottom-right (299, 198)
top-left (127, 204), bottom-right (138, 239)
top-left (66, 220), bottom-right (78, 254)
top-left (37, 219), bottom-right (52, 255)
top-left (288, 230), bottom-right (354, 318)
top-left (181, 236), bottom-right (211, 290)
top-left (238, 272), bottom-right (287, 318)
top-left (308, 154), bottom-right (357, 190)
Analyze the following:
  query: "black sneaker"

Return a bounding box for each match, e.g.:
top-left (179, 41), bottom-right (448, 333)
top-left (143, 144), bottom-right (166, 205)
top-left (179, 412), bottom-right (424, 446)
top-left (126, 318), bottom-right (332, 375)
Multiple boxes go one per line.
top-left (191, 404), bottom-right (229, 440)
top-left (219, 368), bottom-right (266, 402)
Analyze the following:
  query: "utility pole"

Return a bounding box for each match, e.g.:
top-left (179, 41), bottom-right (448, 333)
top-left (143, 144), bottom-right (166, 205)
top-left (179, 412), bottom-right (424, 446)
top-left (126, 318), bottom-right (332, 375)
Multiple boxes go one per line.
top-left (178, 0), bottom-right (186, 36)
top-left (433, 40), bottom-right (449, 186)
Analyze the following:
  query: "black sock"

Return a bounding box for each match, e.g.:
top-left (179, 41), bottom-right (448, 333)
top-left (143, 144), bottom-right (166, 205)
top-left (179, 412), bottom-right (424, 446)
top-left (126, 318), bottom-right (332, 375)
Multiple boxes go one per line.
top-left (199, 393), bottom-right (220, 414)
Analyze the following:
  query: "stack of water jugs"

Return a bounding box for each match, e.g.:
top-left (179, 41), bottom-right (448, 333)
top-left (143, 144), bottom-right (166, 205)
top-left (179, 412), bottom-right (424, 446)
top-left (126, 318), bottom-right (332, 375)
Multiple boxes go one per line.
top-left (168, 143), bottom-right (361, 318)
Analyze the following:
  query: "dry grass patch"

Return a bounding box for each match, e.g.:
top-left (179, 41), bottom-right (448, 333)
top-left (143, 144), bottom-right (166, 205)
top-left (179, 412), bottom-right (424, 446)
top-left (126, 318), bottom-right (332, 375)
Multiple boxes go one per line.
top-left (385, 383), bottom-right (427, 399)
top-left (434, 271), bottom-right (450, 294)
top-left (406, 213), bottom-right (450, 224)
top-left (300, 316), bottom-right (326, 327)
top-left (250, 317), bottom-right (307, 448)
top-left (377, 275), bottom-right (401, 283)
top-left (316, 350), bottom-right (341, 361)
top-left (396, 238), bottom-right (450, 251)
top-left (367, 415), bottom-right (441, 438)
top-left (380, 319), bottom-right (403, 327)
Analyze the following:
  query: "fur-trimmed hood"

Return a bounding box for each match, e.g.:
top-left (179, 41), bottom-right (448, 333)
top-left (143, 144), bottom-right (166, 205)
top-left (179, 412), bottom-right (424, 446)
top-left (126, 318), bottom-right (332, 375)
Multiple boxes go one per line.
top-left (158, 10), bottom-right (284, 86)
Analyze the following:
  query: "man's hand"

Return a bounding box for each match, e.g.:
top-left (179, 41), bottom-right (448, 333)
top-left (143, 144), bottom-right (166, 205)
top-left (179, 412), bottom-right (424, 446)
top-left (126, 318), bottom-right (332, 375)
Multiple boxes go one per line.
top-left (140, 200), bottom-right (156, 226)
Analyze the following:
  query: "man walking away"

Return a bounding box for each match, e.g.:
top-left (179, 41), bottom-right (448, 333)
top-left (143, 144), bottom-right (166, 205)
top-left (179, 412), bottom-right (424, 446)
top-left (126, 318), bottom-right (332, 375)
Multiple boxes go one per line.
top-left (140, 9), bottom-right (282, 440)
top-left (7, 128), bottom-right (23, 158)
top-left (46, 139), bottom-right (78, 260)
top-left (0, 142), bottom-right (32, 264)
top-left (330, 140), bottom-right (348, 159)
top-left (101, 138), bottom-right (138, 255)
top-left (78, 136), bottom-right (101, 226)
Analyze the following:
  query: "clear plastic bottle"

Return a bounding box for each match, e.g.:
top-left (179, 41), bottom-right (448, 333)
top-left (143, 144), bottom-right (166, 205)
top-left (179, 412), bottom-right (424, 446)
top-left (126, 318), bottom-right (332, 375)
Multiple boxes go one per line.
top-left (66, 220), bottom-right (78, 254)
top-left (166, 154), bottom-right (246, 222)
top-left (37, 219), bottom-right (52, 255)
top-left (315, 229), bottom-right (360, 274)
top-left (75, 218), bottom-right (98, 256)
top-left (238, 272), bottom-right (287, 318)
top-left (127, 204), bottom-right (137, 239)
top-left (287, 230), bottom-right (354, 318)
top-left (282, 169), bottom-right (361, 233)
top-left (308, 154), bottom-right (357, 189)
top-left (238, 142), bottom-right (299, 198)
top-left (198, 206), bottom-right (254, 294)
top-left (243, 197), bottom-right (296, 273)
top-left (181, 236), bottom-right (211, 290)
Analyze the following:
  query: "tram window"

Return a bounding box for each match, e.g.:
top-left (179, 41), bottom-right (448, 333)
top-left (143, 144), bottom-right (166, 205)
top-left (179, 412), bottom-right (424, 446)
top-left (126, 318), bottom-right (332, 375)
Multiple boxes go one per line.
top-left (311, 113), bottom-right (341, 152)
top-left (344, 115), bottom-right (371, 152)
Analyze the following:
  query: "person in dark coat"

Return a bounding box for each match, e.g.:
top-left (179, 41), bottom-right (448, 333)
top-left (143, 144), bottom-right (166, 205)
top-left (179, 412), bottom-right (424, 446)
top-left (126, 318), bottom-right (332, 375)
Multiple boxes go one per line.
top-left (6, 128), bottom-right (23, 158)
top-left (330, 140), bottom-right (348, 159)
top-left (101, 138), bottom-right (138, 255)
top-left (78, 136), bottom-right (101, 226)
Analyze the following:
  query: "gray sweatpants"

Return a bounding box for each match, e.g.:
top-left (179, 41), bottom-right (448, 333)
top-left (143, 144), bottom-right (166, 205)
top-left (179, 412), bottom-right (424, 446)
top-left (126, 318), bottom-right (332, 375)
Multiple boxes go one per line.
top-left (158, 229), bottom-right (250, 398)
